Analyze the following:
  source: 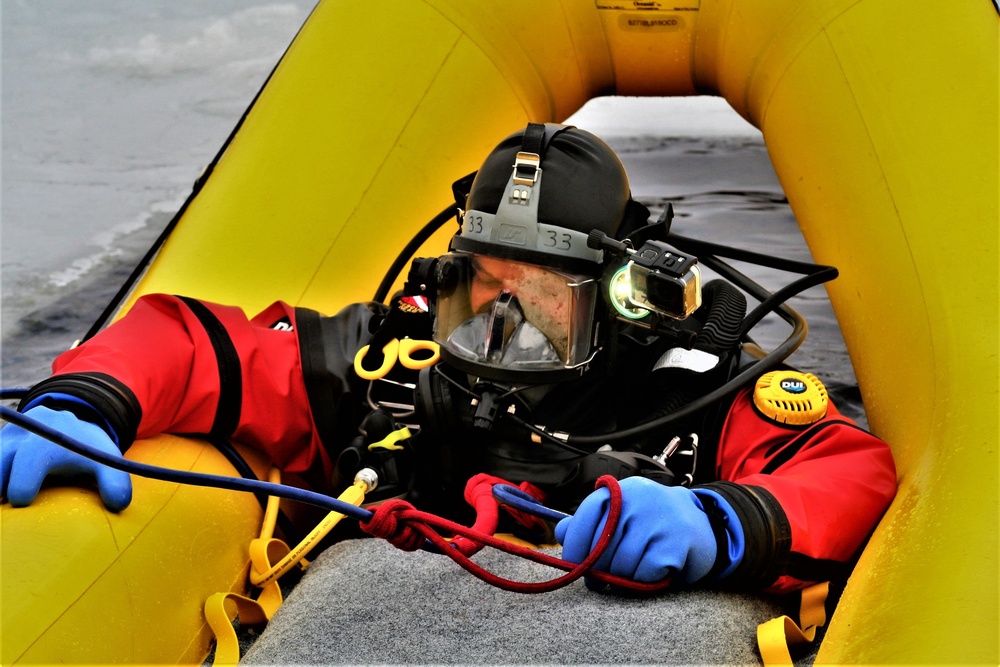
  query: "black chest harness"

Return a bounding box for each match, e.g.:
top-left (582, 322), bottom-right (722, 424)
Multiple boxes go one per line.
top-left (342, 276), bottom-right (747, 515)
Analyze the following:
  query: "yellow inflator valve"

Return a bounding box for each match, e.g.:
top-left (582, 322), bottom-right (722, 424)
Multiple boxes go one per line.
top-left (753, 371), bottom-right (829, 425)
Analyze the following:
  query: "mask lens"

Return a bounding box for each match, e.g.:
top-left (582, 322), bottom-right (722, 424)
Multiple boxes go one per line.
top-left (434, 253), bottom-right (597, 376)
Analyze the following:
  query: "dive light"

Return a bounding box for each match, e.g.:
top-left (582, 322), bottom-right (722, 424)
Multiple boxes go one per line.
top-left (591, 231), bottom-right (702, 322)
top-left (622, 241), bottom-right (702, 319)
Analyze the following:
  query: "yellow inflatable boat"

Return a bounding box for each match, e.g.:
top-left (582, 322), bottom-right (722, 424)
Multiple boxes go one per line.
top-left (3, 0), bottom-right (996, 664)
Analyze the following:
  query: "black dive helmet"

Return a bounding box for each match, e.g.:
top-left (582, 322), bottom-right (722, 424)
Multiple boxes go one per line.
top-left (434, 123), bottom-right (649, 384)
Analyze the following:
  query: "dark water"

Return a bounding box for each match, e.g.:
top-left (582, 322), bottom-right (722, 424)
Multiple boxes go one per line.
top-left (1, 211), bottom-right (172, 389)
top-left (1, 0), bottom-right (315, 387)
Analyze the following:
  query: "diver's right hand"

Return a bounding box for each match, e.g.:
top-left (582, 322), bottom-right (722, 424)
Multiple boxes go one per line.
top-left (1, 405), bottom-right (132, 511)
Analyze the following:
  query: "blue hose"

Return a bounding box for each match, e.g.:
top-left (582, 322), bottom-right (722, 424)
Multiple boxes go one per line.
top-left (0, 402), bottom-right (374, 522)
top-left (491, 483), bottom-right (569, 522)
top-left (0, 394), bottom-right (569, 527)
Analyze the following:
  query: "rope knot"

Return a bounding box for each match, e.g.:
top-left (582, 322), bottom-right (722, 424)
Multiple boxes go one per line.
top-left (360, 499), bottom-right (425, 551)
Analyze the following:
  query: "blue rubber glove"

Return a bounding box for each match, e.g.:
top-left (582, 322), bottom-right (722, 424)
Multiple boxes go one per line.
top-left (1, 405), bottom-right (132, 512)
top-left (556, 477), bottom-right (732, 590)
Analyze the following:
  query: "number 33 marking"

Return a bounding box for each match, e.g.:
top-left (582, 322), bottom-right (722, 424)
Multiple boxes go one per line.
top-left (545, 230), bottom-right (572, 250)
top-left (465, 215), bottom-right (484, 233)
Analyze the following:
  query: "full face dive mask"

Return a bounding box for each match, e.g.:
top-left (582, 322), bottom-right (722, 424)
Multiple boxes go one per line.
top-left (436, 123), bottom-right (623, 384)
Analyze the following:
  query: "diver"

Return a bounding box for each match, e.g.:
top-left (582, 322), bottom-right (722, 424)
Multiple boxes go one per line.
top-left (0, 123), bottom-right (896, 594)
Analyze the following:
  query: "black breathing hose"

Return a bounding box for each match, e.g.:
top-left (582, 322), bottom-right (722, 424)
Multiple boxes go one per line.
top-left (372, 205), bottom-right (456, 304)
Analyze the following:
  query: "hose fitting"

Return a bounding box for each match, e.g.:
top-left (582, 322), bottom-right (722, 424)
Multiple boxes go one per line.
top-left (354, 467), bottom-right (379, 493)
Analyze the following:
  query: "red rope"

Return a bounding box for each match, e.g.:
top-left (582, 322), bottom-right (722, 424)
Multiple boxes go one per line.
top-left (447, 473), bottom-right (549, 557)
top-left (360, 475), bottom-right (672, 594)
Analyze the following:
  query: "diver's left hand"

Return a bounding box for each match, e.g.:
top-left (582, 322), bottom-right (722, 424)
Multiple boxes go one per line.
top-left (555, 477), bottom-right (718, 589)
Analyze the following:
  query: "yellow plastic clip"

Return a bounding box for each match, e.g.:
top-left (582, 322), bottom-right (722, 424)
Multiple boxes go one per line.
top-left (396, 338), bottom-right (440, 370)
top-left (354, 339), bottom-right (398, 380)
top-left (367, 426), bottom-right (412, 452)
top-left (353, 338), bottom-right (440, 380)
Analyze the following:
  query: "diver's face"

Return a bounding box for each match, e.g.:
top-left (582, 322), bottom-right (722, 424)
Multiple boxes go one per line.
top-left (469, 256), bottom-right (566, 313)
top-left (469, 256), bottom-right (576, 359)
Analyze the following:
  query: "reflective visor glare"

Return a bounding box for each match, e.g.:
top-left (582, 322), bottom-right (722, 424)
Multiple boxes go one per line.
top-left (434, 253), bottom-right (597, 369)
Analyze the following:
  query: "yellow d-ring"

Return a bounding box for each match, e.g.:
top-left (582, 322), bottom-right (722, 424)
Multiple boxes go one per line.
top-left (397, 338), bottom-right (440, 370)
top-left (353, 339), bottom-right (399, 381)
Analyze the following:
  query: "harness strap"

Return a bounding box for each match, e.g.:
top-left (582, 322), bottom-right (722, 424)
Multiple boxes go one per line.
top-left (520, 122), bottom-right (547, 156)
top-left (177, 296), bottom-right (242, 440)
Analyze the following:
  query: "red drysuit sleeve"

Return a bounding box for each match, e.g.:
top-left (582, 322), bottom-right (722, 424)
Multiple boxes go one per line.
top-left (712, 388), bottom-right (897, 593)
top-left (46, 293), bottom-right (330, 474)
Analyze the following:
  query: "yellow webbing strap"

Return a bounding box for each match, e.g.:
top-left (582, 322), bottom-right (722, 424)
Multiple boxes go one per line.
top-left (205, 470), bottom-right (369, 666)
top-left (204, 591), bottom-right (271, 666)
top-left (757, 581), bottom-right (830, 666)
top-left (205, 469), bottom-right (285, 666)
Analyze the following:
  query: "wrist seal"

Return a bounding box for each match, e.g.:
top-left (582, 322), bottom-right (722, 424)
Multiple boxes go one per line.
top-left (698, 481), bottom-right (791, 589)
top-left (19, 372), bottom-right (142, 452)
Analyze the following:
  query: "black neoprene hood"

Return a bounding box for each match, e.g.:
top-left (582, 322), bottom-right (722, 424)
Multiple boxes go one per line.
top-left (464, 125), bottom-right (633, 242)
